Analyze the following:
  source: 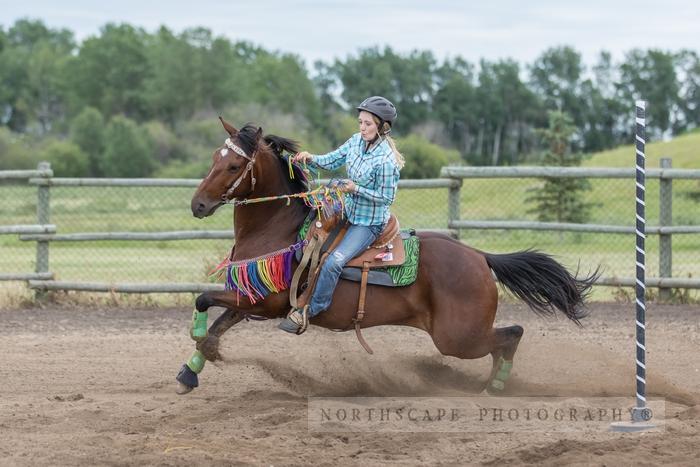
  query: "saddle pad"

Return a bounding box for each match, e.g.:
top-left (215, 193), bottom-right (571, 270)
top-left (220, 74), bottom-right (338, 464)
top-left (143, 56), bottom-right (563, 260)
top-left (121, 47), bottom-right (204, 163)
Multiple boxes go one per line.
top-left (340, 231), bottom-right (420, 287)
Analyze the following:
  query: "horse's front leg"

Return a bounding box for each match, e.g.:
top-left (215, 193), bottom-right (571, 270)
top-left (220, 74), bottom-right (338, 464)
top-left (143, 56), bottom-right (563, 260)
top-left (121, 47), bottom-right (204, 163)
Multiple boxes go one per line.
top-left (175, 292), bottom-right (246, 395)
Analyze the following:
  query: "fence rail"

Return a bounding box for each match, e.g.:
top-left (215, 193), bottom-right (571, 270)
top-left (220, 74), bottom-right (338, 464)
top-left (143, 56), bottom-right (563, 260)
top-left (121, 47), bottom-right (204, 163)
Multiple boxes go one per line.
top-left (0, 224), bottom-right (56, 235)
top-left (440, 161), bottom-right (700, 293)
top-left (450, 221), bottom-right (700, 235)
top-left (0, 168), bottom-right (52, 179)
top-left (440, 166), bottom-right (700, 179)
top-left (2, 161), bottom-right (700, 296)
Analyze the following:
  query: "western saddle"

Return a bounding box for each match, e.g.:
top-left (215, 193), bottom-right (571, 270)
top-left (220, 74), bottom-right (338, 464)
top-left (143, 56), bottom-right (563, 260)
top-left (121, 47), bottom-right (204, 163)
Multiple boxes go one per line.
top-left (289, 213), bottom-right (405, 353)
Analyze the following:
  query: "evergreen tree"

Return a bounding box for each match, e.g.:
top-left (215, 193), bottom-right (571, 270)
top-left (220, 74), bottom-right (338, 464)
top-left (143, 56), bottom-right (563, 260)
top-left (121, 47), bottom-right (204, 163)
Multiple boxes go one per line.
top-left (526, 111), bottom-right (593, 223)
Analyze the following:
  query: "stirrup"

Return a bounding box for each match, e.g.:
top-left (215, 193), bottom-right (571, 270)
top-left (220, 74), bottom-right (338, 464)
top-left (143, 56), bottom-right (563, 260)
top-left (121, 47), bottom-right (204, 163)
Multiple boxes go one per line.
top-left (278, 305), bottom-right (309, 335)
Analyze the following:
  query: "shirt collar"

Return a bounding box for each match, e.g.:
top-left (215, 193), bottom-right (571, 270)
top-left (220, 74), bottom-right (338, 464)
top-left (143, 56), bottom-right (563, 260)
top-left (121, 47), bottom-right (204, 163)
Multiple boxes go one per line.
top-left (359, 134), bottom-right (389, 156)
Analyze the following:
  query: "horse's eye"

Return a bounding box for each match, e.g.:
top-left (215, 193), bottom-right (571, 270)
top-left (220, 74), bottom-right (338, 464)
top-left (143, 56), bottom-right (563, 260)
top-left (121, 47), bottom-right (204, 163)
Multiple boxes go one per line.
top-left (228, 165), bottom-right (240, 173)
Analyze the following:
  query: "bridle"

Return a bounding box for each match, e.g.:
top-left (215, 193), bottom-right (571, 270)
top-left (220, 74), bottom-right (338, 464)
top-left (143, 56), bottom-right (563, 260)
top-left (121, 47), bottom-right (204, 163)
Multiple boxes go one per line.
top-left (222, 137), bottom-right (257, 201)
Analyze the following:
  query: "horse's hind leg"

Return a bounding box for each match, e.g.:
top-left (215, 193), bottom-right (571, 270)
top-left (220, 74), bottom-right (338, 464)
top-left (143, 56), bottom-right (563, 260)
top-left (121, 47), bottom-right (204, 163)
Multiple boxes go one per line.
top-left (485, 325), bottom-right (523, 394)
top-left (176, 292), bottom-right (244, 394)
top-left (431, 322), bottom-right (523, 394)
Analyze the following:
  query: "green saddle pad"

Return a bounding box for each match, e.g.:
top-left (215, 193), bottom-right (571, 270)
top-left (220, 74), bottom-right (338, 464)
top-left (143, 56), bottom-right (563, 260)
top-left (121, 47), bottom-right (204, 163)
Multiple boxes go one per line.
top-left (339, 230), bottom-right (420, 287)
top-left (381, 233), bottom-right (420, 286)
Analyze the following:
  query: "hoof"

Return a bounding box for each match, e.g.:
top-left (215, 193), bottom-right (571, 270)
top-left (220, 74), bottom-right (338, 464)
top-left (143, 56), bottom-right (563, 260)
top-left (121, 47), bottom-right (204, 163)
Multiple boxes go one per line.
top-left (175, 363), bottom-right (199, 394)
top-left (486, 380), bottom-right (505, 396)
top-left (176, 382), bottom-right (195, 395)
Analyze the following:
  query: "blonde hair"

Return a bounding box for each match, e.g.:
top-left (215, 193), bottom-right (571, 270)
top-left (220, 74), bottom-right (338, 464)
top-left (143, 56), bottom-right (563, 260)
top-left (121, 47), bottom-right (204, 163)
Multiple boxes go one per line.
top-left (373, 117), bottom-right (405, 170)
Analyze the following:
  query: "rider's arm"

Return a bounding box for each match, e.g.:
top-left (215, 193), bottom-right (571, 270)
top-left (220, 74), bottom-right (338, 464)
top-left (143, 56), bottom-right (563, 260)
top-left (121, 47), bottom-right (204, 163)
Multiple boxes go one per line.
top-left (309, 135), bottom-right (355, 171)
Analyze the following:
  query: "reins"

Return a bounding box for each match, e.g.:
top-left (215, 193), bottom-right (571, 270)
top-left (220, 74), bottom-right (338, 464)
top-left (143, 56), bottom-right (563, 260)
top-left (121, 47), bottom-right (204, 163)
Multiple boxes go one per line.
top-left (218, 138), bottom-right (344, 218)
top-left (227, 185), bottom-right (345, 217)
top-left (210, 134), bottom-right (346, 307)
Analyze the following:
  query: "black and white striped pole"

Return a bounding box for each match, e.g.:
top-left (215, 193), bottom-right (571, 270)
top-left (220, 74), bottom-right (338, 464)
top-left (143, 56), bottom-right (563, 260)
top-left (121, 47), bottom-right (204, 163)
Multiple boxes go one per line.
top-left (612, 100), bottom-right (655, 432)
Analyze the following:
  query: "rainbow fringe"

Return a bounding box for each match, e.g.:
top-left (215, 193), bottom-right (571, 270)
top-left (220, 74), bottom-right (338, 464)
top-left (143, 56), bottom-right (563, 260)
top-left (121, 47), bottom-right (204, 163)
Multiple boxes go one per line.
top-left (211, 240), bottom-right (306, 305)
top-left (302, 187), bottom-right (345, 221)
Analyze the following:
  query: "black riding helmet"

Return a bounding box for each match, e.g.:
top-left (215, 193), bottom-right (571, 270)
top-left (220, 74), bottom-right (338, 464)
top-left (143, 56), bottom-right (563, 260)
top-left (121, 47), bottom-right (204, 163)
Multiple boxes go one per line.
top-left (356, 96), bottom-right (397, 130)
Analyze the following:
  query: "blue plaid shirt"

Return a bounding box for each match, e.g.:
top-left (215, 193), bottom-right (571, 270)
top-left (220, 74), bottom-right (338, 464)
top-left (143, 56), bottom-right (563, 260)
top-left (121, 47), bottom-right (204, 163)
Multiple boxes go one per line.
top-left (311, 133), bottom-right (400, 226)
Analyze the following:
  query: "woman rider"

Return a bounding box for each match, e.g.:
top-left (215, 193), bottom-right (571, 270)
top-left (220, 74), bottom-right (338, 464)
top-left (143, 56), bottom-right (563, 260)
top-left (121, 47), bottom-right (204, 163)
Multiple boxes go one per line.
top-left (278, 96), bottom-right (405, 334)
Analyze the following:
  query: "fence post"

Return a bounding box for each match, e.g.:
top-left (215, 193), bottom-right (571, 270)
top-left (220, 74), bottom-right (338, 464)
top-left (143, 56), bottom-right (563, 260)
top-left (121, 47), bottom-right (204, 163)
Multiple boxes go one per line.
top-left (658, 157), bottom-right (673, 301)
top-left (447, 178), bottom-right (462, 239)
top-left (35, 161), bottom-right (51, 298)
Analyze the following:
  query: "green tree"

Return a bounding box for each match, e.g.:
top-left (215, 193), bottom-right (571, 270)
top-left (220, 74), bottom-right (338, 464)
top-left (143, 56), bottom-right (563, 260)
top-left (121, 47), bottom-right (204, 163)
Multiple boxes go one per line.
top-left (70, 107), bottom-right (105, 176)
top-left (312, 60), bottom-right (346, 140)
top-left (143, 120), bottom-right (188, 165)
top-left (329, 47), bottom-right (436, 131)
top-left (0, 127), bottom-right (40, 169)
top-left (529, 46), bottom-right (585, 120)
top-left (396, 134), bottom-right (461, 179)
top-left (618, 49), bottom-right (680, 137)
top-left (526, 111), bottom-right (593, 223)
top-left (0, 19), bottom-right (74, 132)
top-left (433, 58), bottom-right (478, 156)
top-left (142, 26), bottom-right (199, 123)
top-left (579, 51), bottom-right (628, 151)
top-left (42, 140), bottom-right (89, 176)
top-left (675, 50), bottom-right (700, 132)
top-left (100, 116), bottom-right (153, 177)
top-left (247, 51), bottom-right (323, 126)
top-left (477, 59), bottom-right (539, 166)
top-left (69, 24), bottom-right (149, 119)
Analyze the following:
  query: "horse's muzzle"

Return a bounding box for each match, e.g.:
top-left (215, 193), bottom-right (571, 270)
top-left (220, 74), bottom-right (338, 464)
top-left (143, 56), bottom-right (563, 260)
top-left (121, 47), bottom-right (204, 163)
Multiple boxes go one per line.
top-left (191, 196), bottom-right (221, 218)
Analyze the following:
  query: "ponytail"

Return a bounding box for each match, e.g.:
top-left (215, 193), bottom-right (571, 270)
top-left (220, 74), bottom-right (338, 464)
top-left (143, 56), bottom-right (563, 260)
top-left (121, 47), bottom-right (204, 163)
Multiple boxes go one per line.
top-left (375, 119), bottom-right (405, 170)
top-left (384, 135), bottom-right (404, 169)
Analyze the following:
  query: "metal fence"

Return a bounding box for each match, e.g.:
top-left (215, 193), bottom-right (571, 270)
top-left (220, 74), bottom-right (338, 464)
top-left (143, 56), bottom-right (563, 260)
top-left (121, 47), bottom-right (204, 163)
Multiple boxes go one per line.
top-left (1, 161), bottom-right (699, 297)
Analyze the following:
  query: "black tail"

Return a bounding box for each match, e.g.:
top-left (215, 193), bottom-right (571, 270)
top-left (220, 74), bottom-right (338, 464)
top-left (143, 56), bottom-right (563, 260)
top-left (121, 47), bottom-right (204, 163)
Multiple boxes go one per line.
top-left (484, 250), bottom-right (599, 325)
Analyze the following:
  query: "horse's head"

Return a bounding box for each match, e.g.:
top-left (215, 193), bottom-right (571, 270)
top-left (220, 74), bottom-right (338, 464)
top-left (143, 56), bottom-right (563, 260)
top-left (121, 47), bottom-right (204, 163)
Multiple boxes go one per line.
top-left (191, 117), bottom-right (263, 218)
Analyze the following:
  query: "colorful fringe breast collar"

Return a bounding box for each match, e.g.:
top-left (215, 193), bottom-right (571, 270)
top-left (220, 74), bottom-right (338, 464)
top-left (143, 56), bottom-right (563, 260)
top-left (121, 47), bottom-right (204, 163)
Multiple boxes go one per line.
top-left (211, 190), bottom-right (340, 305)
top-left (211, 239), bottom-right (307, 304)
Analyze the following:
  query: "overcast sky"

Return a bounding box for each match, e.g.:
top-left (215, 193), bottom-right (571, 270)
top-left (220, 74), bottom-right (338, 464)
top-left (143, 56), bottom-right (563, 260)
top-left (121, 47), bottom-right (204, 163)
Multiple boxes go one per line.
top-left (2, 0), bottom-right (700, 69)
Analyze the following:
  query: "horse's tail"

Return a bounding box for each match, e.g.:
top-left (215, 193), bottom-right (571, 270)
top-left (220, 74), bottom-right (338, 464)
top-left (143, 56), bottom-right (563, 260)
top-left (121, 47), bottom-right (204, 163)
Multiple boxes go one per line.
top-left (264, 134), bottom-right (300, 156)
top-left (484, 250), bottom-right (599, 325)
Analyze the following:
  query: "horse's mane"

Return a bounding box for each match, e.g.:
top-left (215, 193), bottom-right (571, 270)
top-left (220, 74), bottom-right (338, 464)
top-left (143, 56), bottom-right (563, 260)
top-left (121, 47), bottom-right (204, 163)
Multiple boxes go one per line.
top-left (237, 123), bottom-right (309, 194)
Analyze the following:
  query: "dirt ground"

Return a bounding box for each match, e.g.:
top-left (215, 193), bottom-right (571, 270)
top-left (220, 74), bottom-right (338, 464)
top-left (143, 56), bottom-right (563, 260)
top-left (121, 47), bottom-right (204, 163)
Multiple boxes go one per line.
top-left (1, 301), bottom-right (699, 466)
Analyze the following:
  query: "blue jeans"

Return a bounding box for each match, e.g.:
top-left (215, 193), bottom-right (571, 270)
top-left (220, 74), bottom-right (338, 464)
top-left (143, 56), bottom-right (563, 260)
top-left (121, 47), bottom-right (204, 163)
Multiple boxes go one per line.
top-left (308, 223), bottom-right (383, 317)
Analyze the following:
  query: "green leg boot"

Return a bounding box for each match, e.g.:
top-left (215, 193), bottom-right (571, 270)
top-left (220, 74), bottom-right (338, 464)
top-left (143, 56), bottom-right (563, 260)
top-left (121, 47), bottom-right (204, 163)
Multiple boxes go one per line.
top-left (187, 349), bottom-right (206, 374)
top-left (190, 310), bottom-right (208, 342)
top-left (488, 357), bottom-right (513, 394)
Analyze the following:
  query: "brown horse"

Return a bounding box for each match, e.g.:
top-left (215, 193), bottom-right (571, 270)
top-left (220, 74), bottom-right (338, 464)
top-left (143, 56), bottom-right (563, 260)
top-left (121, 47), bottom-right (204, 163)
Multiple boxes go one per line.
top-left (176, 118), bottom-right (597, 395)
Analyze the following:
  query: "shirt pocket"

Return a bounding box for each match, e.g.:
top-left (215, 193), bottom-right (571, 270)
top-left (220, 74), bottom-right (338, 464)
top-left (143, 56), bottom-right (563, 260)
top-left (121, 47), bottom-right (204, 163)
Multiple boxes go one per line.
top-left (349, 163), bottom-right (373, 186)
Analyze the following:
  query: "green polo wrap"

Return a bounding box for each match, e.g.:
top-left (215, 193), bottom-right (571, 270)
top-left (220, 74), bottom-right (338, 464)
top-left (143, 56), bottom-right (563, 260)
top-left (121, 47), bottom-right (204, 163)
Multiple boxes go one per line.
top-left (190, 310), bottom-right (208, 342)
top-left (186, 350), bottom-right (206, 374)
top-left (490, 357), bottom-right (513, 391)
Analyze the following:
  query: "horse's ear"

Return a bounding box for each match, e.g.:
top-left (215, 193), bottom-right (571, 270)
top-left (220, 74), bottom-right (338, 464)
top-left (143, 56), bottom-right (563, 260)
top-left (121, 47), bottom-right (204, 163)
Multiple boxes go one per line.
top-left (219, 116), bottom-right (238, 137)
top-left (255, 127), bottom-right (263, 144)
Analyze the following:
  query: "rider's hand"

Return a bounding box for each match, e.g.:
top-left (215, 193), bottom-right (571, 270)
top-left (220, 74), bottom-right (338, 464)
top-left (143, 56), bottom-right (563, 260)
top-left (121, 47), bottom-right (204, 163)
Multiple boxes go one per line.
top-left (293, 151), bottom-right (313, 163)
top-left (338, 179), bottom-right (357, 193)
